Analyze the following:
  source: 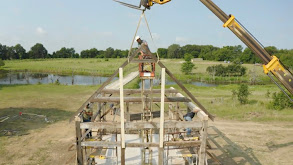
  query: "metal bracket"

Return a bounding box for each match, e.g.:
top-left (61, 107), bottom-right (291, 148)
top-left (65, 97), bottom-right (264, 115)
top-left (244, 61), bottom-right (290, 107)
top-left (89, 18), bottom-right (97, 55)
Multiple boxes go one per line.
top-left (223, 15), bottom-right (240, 28)
top-left (263, 56), bottom-right (284, 74)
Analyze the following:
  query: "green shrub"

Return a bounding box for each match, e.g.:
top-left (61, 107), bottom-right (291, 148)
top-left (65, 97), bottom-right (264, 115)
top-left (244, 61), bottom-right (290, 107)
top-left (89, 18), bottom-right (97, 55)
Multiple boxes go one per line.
top-left (207, 64), bottom-right (246, 77)
top-left (181, 53), bottom-right (195, 75)
top-left (268, 92), bottom-right (293, 110)
top-left (232, 84), bottom-right (250, 104)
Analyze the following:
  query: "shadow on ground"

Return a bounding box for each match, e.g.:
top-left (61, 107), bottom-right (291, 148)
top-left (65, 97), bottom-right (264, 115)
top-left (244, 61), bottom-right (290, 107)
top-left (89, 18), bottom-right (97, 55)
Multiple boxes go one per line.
top-left (266, 141), bottom-right (293, 151)
top-left (208, 126), bottom-right (261, 165)
top-left (0, 107), bottom-right (73, 137)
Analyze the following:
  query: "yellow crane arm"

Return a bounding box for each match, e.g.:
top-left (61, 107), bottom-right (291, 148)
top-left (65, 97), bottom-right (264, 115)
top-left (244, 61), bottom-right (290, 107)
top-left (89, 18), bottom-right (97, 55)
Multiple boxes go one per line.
top-left (148, 0), bottom-right (171, 6)
top-left (146, 0), bottom-right (293, 96)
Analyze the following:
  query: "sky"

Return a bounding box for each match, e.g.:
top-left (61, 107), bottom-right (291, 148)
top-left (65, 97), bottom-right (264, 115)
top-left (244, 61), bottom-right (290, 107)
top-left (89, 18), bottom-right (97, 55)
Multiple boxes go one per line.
top-left (0, 0), bottom-right (292, 53)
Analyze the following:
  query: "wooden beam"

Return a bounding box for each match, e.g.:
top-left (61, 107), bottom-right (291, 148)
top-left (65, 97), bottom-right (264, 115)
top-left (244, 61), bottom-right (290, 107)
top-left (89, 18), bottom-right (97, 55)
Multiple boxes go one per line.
top-left (158, 148), bottom-right (164, 165)
top-left (197, 111), bottom-right (209, 121)
top-left (121, 148), bottom-right (125, 165)
top-left (126, 142), bottom-right (159, 148)
top-left (198, 120), bottom-right (208, 165)
top-left (159, 68), bottom-right (165, 165)
top-left (100, 106), bottom-right (115, 119)
top-left (160, 68), bottom-right (165, 148)
top-left (81, 141), bottom-right (201, 148)
top-left (69, 48), bottom-right (139, 122)
top-left (142, 44), bottom-right (214, 121)
top-left (81, 141), bottom-right (120, 147)
top-left (75, 119), bottom-right (83, 165)
top-left (172, 88), bottom-right (209, 121)
top-left (101, 89), bottom-right (178, 94)
top-left (91, 97), bottom-right (191, 103)
top-left (119, 68), bottom-right (125, 149)
top-left (80, 121), bottom-right (203, 130)
top-left (130, 59), bottom-right (156, 63)
top-left (164, 141), bottom-right (202, 147)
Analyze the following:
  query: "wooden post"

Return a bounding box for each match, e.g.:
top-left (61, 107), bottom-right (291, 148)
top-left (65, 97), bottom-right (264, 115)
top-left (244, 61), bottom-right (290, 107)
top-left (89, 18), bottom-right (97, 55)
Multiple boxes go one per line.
top-left (121, 148), bottom-right (126, 165)
top-left (75, 117), bottom-right (83, 165)
top-left (159, 68), bottom-right (165, 165)
top-left (119, 68), bottom-right (126, 165)
top-left (198, 119), bottom-right (208, 165)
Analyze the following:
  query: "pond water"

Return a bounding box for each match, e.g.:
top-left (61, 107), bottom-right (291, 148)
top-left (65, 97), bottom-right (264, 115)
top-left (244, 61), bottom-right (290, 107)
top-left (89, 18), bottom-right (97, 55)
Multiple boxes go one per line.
top-left (0, 72), bottom-right (116, 85)
top-left (0, 71), bottom-right (218, 87)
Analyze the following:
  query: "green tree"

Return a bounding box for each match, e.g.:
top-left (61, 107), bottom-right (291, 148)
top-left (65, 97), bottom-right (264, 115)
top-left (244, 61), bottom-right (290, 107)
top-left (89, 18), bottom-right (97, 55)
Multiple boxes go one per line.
top-left (113, 49), bottom-right (121, 58)
top-left (167, 44), bottom-right (183, 58)
top-left (269, 92), bottom-right (293, 110)
top-left (55, 47), bottom-right (75, 58)
top-left (213, 45), bottom-right (242, 61)
top-left (28, 43), bottom-right (48, 59)
top-left (0, 44), bottom-right (8, 60)
top-left (182, 45), bottom-right (200, 58)
top-left (14, 44), bottom-right (27, 59)
top-left (279, 54), bottom-right (293, 69)
top-left (80, 50), bottom-right (90, 58)
top-left (105, 47), bottom-right (114, 58)
top-left (181, 53), bottom-right (195, 75)
top-left (89, 48), bottom-right (99, 58)
top-left (157, 48), bottom-right (168, 58)
top-left (198, 45), bottom-right (218, 60)
top-left (6, 47), bottom-right (17, 60)
top-left (265, 46), bottom-right (278, 55)
top-left (240, 48), bottom-right (262, 64)
top-left (236, 84), bottom-right (250, 104)
top-left (184, 53), bottom-right (193, 62)
top-left (206, 64), bottom-right (246, 77)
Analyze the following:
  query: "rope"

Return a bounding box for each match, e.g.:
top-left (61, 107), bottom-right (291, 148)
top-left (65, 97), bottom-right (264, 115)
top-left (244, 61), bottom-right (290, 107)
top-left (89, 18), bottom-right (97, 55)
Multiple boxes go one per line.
top-left (127, 10), bottom-right (145, 62)
top-left (143, 12), bottom-right (160, 62)
top-left (127, 10), bottom-right (160, 62)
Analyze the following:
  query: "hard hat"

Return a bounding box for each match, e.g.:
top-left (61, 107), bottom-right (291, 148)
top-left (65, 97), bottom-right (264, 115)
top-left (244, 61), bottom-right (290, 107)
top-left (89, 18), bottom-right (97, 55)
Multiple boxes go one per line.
top-left (135, 36), bottom-right (141, 41)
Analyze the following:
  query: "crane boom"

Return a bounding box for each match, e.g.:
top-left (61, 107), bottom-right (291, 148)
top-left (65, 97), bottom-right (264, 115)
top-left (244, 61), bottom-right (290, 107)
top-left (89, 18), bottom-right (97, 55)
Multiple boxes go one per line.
top-left (199, 0), bottom-right (293, 95)
top-left (145, 0), bottom-right (293, 95)
top-left (115, 0), bottom-right (293, 95)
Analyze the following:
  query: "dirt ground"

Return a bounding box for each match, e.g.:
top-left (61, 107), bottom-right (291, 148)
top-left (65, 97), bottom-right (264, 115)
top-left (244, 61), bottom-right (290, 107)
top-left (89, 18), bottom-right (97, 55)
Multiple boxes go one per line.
top-left (0, 118), bottom-right (292, 165)
top-left (208, 120), bottom-right (293, 165)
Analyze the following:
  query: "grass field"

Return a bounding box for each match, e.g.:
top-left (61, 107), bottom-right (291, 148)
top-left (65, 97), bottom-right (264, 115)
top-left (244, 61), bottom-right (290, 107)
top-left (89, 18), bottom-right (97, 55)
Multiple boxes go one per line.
top-left (0, 67), bottom-right (292, 164)
top-left (3, 58), bottom-right (137, 76)
top-left (1, 58), bottom-right (292, 123)
top-left (3, 58), bottom-right (271, 84)
top-left (0, 84), bottom-right (99, 137)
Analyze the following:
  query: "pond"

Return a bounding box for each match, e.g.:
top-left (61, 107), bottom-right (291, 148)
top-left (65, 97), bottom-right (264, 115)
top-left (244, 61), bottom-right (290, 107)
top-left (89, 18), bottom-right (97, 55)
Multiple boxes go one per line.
top-left (0, 71), bottom-right (218, 87)
top-left (0, 72), bottom-right (117, 85)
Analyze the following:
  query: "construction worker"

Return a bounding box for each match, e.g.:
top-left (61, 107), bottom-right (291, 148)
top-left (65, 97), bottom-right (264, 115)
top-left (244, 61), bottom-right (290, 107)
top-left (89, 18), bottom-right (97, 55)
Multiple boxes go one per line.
top-left (135, 36), bottom-right (148, 47)
top-left (136, 36), bottom-right (152, 72)
top-left (183, 108), bottom-right (201, 136)
top-left (83, 103), bottom-right (93, 138)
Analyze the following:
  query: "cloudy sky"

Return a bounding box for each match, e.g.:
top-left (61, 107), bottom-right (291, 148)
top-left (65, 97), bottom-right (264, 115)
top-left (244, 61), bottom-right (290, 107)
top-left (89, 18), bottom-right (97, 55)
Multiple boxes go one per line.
top-left (0, 0), bottom-right (292, 53)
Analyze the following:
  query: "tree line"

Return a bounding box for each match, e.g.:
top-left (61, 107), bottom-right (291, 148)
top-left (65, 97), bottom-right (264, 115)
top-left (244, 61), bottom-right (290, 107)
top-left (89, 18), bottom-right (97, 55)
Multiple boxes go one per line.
top-left (1, 42), bottom-right (292, 68)
top-left (0, 43), bottom-right (129, 60)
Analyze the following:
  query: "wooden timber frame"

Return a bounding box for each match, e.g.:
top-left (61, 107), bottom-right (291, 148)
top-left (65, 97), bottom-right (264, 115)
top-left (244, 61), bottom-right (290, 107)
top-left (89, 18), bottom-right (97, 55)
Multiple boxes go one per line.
top-left (73, 44), bottom-right (210, 165)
